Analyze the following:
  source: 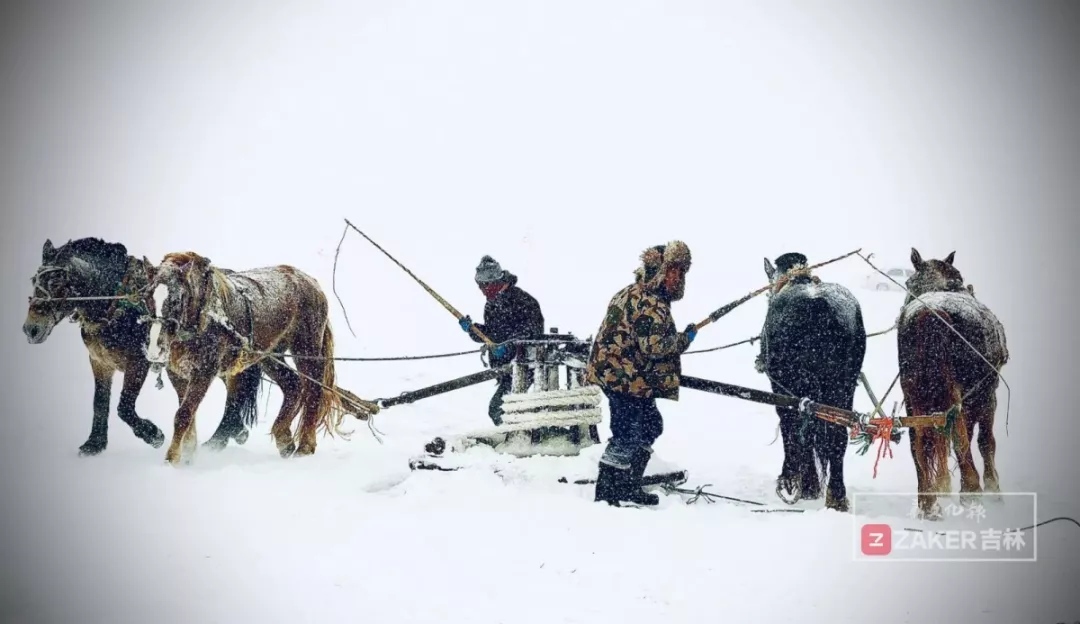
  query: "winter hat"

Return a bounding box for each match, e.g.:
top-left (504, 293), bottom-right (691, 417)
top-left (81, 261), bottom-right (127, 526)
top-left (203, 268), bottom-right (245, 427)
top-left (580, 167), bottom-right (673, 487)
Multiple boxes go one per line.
top-left (774, 252), bottom-right (808, 275)
top-left (635, 240), bottom-right (691, 290)
top-left (475, 255), bottom-right (509, 285)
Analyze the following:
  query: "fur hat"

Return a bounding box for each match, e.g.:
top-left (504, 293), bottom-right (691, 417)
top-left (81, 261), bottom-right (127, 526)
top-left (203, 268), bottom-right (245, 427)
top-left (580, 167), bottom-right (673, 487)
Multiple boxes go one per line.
top-left (774, 252), bottom-right (808, 275)
top-left (475, 255), bottom-right (514, 285)
top-left (635, 240), bottom-right (691, 291)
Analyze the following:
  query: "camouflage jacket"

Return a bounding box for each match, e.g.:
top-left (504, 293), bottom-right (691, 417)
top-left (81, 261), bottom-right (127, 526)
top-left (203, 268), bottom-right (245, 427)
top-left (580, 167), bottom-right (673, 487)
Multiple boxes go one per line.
top-left (585, 282), bottom-right (691, 400)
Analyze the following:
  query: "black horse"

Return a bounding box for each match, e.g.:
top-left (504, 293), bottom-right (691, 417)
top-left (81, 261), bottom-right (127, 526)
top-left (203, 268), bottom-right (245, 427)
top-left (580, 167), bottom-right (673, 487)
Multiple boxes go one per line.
top-left (755, 252), bottom-right (866, 511)
top-left (22, 238), bottom-right (264, 456)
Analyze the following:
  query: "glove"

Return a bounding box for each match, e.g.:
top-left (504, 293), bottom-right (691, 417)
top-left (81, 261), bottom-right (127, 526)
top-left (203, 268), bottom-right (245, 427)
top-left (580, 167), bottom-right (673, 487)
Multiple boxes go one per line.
top-left (491, 343), bottom-right (508, 359)
top-left (754, 355), bottom-right (766, 373)
top-left (684, 323), bottom-right (697, 344)
top-left (459, 315), bottom-right (473, 333)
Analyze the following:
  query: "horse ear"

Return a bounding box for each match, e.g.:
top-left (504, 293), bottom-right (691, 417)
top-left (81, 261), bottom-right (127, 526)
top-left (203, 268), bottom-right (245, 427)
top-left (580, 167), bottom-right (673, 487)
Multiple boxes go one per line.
top-left (910, 247), bottom-right (924, 269)
top-left (42, 239), bottom-right (55, 261)
top-left (944, 251), bottom-right (955, 266)
top-left (763, 257), bottom-right (776, 280)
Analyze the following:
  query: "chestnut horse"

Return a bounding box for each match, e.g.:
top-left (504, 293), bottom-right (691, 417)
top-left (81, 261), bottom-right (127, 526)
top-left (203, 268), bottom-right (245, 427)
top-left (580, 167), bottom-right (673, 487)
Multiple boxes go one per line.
top-left (756, 252), bottom-right (866, 512)
top-left (142, 251), bottom-right (348, 465)
top-left (897, 248), bottom-right (1008, 519)
top-left (21, 238), bottom-right (265, 455)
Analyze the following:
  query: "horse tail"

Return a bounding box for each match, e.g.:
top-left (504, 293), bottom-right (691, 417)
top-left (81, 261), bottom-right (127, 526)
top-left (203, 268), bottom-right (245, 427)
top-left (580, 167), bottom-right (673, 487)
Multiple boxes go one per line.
top-left (907, 308), bottom-right (961, 494)
top-left (314, 320), bottom-right (347, 439)
top-left (232, 363), bottom-right (264, 429)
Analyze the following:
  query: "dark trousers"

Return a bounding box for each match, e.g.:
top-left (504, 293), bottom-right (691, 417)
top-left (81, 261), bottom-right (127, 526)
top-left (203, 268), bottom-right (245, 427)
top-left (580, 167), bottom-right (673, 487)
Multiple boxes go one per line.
top-left (488, 369), bottom-right (535, 426)
top-left (599, 389), bottom-right (664, 469)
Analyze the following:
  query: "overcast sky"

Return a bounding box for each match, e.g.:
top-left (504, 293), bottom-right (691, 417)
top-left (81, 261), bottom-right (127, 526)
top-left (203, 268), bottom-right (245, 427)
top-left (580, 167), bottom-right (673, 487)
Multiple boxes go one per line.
top-left (2, 0), bottom-right (1078, 437)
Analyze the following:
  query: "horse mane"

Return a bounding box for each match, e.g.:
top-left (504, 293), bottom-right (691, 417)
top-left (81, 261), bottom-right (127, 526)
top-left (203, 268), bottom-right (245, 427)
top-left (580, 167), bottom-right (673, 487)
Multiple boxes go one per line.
top-left (161, 251), bottom-right (235, 329)
top-left (57, 237), bottom-right (130, 275)
top-left (770, 264), bottom-right (821, 297)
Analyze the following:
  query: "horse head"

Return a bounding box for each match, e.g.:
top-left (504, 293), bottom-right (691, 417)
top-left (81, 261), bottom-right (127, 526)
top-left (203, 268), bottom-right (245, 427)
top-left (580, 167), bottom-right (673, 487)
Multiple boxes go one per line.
top-left (904, 248), bottom-right (965, 303)
top-left (23, 238), bottom-right (129, 344)
top-left (143, 251), bottom-right (215, 369)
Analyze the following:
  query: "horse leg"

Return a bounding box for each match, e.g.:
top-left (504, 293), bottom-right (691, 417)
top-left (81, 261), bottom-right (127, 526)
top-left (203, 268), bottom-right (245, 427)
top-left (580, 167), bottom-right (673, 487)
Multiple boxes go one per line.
top-left (973, 392), bottom-right (1002, 499)
top-left (293, 358), bottom-right (326, 457)
top-left (294, 320), bottom-right (340, 457)
top-left (797, 380), bottom-right (826, 502)
top-left (79, 356), bottom-right (114, 457)
top-left (952, 394), bottom-right (982, 505)
top-left (263, 358), bottom-right (303, 458)
top-left (204, 365), bottom-right (261, 451)
top-left (164, 370), bottom-right (214, 466)
top-left (823, 421), bottom-right (849, 512)
top-left (116, 356), bottom-right (165, 449)
top-left (822, 379), bottom-right (855, 512)
top-left (204, 377), bottom-right (240, 452)
top-left (906, 403), bottom-right (943, 520)
top-left (775, 406), bottom-right (805, 503)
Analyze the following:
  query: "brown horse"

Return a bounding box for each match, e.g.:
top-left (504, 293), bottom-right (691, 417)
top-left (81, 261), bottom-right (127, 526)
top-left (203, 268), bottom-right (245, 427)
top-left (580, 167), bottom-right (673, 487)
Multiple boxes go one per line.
top-left (21, 238), bottom-right (266, 455)
top-left (142, 251), bottom-right (349, 465)
top-left (897, 248), bottom-right (1009, 519)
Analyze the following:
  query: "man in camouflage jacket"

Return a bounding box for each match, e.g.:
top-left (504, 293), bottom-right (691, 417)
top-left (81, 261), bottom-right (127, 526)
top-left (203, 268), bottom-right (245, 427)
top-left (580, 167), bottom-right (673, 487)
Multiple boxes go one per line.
top-left (585, 240), bottom-right (696, 506)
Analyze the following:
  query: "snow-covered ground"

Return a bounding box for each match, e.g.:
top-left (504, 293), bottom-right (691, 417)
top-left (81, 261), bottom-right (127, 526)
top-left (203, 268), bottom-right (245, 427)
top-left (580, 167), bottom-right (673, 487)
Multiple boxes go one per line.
top-left (4, 2), bottom-right (1080, 622)
top-left (5, 270), bottom-right (1080, 623)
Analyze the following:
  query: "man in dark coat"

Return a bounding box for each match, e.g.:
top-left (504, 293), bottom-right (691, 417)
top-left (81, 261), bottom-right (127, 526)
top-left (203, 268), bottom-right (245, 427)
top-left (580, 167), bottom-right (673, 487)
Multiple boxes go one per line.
top-left (585, 240), bottom-right (696, 506)
top-left (459, 255), bottom-right (545, 425)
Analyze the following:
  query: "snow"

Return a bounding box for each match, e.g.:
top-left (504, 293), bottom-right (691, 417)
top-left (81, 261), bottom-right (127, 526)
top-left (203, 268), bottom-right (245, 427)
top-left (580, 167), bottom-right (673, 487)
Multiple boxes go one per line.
top-left (4, 2), bottom-right (1080, 622)
top-left (900, 290), bottom-right (1009, 360)
top-left (6, 284), bottom-right (1079, 623)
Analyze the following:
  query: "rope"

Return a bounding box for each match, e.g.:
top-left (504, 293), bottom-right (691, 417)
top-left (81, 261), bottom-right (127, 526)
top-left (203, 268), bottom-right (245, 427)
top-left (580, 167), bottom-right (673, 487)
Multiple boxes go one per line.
top-left (29, 294), bottom-right (139, 303)
top-left (662, 483), bottom-right (1080, 534)
top-left (331, 222), bottom-right (359, 339)
top-left (264, 347), bottom-right (483, 362)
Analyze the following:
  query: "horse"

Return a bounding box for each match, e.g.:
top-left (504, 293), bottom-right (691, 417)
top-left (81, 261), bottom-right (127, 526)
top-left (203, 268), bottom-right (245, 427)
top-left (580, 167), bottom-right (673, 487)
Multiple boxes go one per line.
top-left (21, 238), bottom-right (263, 456)
top-left (897, 248), bottom-right (1008, 519)
top-left (142, 251), bottom-right (349, 465)
top-left (755, 252), bottom-right (867, 512)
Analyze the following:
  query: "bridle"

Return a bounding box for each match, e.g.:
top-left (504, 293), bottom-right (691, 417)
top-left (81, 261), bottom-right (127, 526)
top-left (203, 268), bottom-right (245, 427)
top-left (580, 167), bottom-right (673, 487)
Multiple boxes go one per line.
top-left (28, 265), bottom-right (69, 304)
top-left (141, 264), bottom-right (214, 344)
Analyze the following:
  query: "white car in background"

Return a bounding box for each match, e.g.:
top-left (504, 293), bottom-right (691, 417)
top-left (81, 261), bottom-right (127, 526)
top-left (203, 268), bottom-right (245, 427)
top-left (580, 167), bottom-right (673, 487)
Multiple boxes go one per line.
top-left (863, 267), bottom-right (914, 292)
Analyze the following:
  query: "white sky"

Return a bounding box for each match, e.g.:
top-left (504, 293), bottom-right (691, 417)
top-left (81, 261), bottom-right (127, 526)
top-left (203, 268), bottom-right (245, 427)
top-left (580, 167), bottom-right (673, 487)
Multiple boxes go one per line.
top-left (2, 0), bottom-right (1078, 434)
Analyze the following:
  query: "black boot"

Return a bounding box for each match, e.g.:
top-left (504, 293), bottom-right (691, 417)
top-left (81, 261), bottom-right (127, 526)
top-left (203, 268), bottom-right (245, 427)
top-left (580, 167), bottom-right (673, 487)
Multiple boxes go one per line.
top-left (594, 461), bottom-right (630, 506)
top-left (625, 448), bottom-right (660, 506)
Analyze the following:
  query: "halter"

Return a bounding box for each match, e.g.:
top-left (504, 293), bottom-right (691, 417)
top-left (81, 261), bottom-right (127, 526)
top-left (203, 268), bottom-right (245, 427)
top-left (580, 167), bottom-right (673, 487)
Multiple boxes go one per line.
top-left (29, 265), bottom-right (68, 303)
top-left (141, 263), bottom-right (218, 344)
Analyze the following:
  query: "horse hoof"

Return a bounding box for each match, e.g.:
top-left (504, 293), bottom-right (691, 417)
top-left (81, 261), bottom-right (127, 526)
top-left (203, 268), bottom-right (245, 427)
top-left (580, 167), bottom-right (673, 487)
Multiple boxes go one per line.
top-left (826, 494), bottom-right (849, 513)
top-left (202, 437), bottom-right (229, 452)
top-left (78, 440), bottom-right (106, 457)
top-left (776, 475), bottom-right (802, 505)
top-left (233, 429), bottom-right (249, 445)
top-left (279, 443), bottom-right (296, 459)
top-left (959, 491), bottom-right (984, 507)
top-left (295, 443), bottom-right (316, 457)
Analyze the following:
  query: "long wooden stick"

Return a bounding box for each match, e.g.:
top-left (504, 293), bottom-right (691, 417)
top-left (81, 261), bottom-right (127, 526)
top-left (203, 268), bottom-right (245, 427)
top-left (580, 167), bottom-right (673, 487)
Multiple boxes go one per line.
top-left (693, 247), bottom-right (861, 331)
top-left (343, 219), bottom-right (496, 347)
